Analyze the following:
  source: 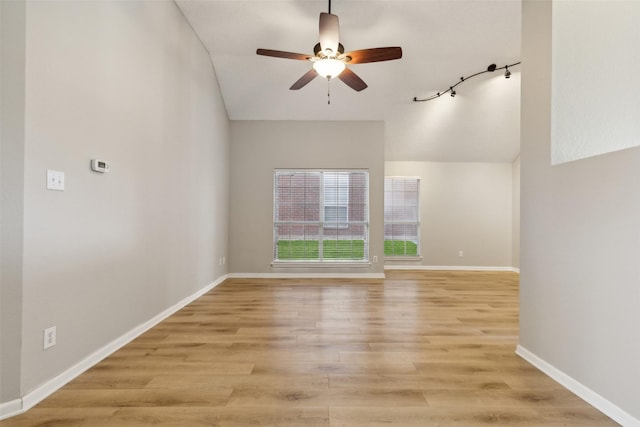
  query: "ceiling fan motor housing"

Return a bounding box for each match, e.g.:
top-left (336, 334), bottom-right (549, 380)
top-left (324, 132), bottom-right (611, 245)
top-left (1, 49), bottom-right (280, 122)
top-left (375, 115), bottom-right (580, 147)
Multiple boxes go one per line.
top-left (314, 42), bottom-right (345, 58)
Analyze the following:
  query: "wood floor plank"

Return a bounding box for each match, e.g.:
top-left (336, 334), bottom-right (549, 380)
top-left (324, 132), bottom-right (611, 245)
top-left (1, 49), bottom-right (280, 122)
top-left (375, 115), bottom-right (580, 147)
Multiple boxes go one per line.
top-left (251, 361), bottom-right (420, 376)
top-left (184, 349), bottom-right (340, 363)
top-left (104, 407), bottom-right (330, 427)
top-left (146, 373), bottom-right (329, 390)
top-left (422, 388), bottom-right (593, 409)
top-left (0, 408), bottom-right (118, 427)
top-left (36, 388), bottom-right (233, 408)
top-left (1, 271), bottom-right (617, 426)
top-left (328, 373), bottom-right (512, 391)
top-left (63, 372), bottom-right (154, 390)
top-left (226, 387), bottom-right (428, 407)
top-left (89, 359), bottom-right (254, 375)
top-left (329, 406), bottom-right (606, 426)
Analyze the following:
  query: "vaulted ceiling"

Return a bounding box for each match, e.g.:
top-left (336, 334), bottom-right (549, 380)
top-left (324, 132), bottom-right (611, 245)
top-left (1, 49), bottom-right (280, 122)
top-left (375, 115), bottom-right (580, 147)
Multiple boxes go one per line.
top-left (176, 0), bottom-right (522, 162)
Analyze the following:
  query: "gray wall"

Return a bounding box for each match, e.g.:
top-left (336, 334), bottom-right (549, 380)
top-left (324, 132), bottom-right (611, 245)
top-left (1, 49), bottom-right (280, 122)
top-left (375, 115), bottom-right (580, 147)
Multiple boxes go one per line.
top-left (511, 156), bottom-right (520, 269)
top-left (520, 0), bottom-right (639, 421)
top-left (1, 0), bottom-right (26, 403)
top-left (385, 161), bottom-right (514, 268)
top-left (229, 120), bottom-right (385, 275)
top-left (3, 0), bottom-right (230, 400)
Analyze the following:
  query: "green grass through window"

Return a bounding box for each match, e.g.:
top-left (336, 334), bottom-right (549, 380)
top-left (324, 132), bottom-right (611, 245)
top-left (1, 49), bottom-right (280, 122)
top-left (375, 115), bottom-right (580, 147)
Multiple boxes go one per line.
top-left (384, 240), bottom-right (418, 256)
top-left (277, 240), bottom-right (365, 260)
top-left (276, 239), bottom-right (418, 260)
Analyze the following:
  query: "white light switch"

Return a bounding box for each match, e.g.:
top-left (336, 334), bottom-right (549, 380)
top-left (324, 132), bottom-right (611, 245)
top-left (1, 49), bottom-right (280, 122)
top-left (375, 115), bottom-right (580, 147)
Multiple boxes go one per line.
top-left (47, 170), bottom-right (65, 191)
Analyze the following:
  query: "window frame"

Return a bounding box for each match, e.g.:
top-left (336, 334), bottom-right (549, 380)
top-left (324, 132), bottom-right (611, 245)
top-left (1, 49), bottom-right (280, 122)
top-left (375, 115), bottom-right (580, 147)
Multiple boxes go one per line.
top-left (273, 169), bottom-right (370, 266)
top-left (384, 176), bottom-right (421, 259)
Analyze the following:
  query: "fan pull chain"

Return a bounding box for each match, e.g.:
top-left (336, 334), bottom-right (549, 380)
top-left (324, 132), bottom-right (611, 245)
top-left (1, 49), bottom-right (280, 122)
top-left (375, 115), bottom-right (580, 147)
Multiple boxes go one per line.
top-left (327, 80), bottom-right (331, 105)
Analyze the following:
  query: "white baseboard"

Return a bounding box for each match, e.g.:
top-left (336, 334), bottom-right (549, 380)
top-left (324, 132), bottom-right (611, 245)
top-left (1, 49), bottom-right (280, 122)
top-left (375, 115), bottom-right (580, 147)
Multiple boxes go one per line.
top-left (516, 345), bottom-right (639, 427)
top-left (384, 265), bottom-right (520, 273)
top-left (0, 399), bottom-right (22, 420)
top-left (227, 272), bottom-right (385, 279)
top-left (0, 274), bottom-right (228, 421)
top-left (228, 268), bottom-right (519, 280)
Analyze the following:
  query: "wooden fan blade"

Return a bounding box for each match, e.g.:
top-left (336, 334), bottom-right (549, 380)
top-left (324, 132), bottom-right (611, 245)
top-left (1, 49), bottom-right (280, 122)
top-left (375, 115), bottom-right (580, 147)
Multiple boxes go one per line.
top-left (340, 47), bottom-right (403, 64)
top-left (319, 13), bottom-right (340, 56)
top-left (257, 49), bottom-right (312, 61)
top-left (290, 69), bottom-right (319, 90)
top-left (338, 67), bottom-right (367, 92)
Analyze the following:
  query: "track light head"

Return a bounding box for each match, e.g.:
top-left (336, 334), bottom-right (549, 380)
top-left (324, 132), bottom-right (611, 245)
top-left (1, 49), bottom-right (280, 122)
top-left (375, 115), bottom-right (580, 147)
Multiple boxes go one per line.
top-left (450, 87), bottom-right (456, 97)
top-left (504, 66), bottom-right (511, 79)
top-left (487, 64), bottom-right (497, 72)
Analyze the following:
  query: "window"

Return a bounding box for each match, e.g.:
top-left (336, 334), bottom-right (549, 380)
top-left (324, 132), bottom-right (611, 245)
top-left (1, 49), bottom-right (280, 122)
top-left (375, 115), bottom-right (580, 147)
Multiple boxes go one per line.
top-left (274, 170), bottom-right (369, 262)
top-left (323, 172), bottom-right (349, 227)
top-left (384, 177), bottom-right (420, 257)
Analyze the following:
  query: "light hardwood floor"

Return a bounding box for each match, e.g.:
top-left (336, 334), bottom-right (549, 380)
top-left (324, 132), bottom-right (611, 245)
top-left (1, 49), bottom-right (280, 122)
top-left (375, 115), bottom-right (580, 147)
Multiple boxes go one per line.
top-left (3, 271), bottom-right (617, 426)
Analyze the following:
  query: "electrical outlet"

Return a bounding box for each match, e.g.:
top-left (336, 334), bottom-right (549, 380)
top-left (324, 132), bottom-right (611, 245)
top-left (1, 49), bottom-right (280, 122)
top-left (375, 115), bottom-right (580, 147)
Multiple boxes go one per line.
top-left (458, 250), bottom-right (464, 257)
top-left (43, 326), bottom-right (57, 350)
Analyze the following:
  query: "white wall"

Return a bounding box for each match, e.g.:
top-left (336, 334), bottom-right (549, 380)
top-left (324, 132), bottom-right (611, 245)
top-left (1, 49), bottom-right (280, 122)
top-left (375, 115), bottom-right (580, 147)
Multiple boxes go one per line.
top-left (512, 156), bottom-right (520, 269)
top-left (551, 0), bottom-right (640, 165)
top-left (385, 72), bottom-right (521, 164)
top-left (520, 1), bottom-right (640, 424)
top-left (385, 161), bottom-right (513, 269)
top-left (2, 0), bottom-right (230, 404)
top-left (229, 120), bottom-right (385, 276)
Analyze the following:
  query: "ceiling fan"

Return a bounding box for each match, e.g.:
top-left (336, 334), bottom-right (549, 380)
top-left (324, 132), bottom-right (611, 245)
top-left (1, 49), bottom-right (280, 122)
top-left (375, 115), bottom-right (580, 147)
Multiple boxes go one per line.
top-left (256, 0), bottom-right (402, 92)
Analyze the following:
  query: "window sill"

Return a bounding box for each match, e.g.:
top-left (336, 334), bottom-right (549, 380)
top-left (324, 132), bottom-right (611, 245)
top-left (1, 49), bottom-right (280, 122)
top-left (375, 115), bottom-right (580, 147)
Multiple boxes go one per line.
top-left (384, 256), bottom-right (424, 262)
top-left (271, 261), bottom-right (372, 268)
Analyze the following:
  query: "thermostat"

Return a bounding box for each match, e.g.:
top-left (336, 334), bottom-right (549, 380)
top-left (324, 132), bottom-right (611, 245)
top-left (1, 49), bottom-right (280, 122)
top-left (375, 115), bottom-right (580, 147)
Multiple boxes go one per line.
top-left (91, 159), bottom-right (110, 173)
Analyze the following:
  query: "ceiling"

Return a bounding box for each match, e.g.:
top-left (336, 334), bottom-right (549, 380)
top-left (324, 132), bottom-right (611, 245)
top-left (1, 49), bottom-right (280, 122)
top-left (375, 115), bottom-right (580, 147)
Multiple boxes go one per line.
top-left (175, 0), bottom-right (522, 162)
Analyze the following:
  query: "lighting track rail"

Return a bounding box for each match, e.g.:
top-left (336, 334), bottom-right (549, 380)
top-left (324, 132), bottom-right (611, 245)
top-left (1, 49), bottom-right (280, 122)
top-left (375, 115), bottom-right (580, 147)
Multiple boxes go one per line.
top-left (412, 62), bottom-right (521, 102)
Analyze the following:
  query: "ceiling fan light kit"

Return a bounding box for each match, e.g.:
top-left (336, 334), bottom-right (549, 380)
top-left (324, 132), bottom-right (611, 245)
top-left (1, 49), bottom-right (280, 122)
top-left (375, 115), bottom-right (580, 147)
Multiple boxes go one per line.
top-left (256, 0), bottom-right (402, 101)
top-left (313, 58), bottom-right (346, 79)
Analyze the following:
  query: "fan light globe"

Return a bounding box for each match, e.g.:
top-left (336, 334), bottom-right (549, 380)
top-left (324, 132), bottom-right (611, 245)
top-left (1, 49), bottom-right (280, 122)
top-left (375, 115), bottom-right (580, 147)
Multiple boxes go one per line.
top-left (313, 58), bottom-right (346, 79)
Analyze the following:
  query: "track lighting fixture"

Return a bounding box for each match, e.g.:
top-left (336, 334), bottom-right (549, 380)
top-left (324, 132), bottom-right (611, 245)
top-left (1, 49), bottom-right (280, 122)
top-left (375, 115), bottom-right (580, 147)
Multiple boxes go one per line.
top-left (412, 61), bottom-right (521, 102)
